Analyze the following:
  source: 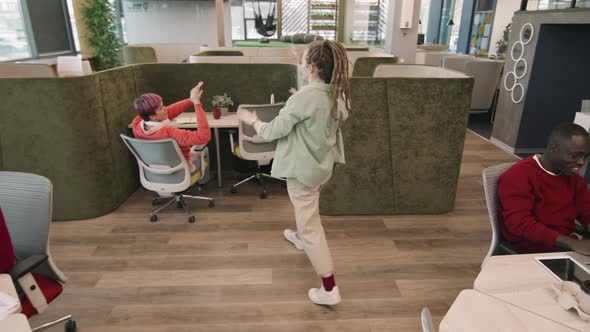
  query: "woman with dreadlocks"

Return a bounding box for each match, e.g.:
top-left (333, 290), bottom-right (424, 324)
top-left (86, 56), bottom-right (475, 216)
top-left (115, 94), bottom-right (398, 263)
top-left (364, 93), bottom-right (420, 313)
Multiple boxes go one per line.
top-left (238, 40), bottom-right (351, 305)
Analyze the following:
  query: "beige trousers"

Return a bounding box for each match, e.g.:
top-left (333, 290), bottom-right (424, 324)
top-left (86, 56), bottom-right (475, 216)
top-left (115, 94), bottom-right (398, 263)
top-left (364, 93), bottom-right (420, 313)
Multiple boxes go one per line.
top-left (287, 178), bottom-right (334, 275)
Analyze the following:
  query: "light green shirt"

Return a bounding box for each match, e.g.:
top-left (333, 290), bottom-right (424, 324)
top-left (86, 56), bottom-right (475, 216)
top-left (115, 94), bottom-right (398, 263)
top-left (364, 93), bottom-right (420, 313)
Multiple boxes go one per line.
top-left (254, 82), bottom-right (348, 187)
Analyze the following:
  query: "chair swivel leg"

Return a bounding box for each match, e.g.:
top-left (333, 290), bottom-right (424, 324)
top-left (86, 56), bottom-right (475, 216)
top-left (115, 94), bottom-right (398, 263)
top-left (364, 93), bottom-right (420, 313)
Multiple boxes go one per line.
top-left (257, 173), bottom-right (268, 199)
top-left (182, 194), bottom-right (215, 207)
top-left (150, 196), bottom-right (177, 222)
top-left (230, 174), bottom-right (258, 193)
top-left (177, 197), bottom-right (196, 224)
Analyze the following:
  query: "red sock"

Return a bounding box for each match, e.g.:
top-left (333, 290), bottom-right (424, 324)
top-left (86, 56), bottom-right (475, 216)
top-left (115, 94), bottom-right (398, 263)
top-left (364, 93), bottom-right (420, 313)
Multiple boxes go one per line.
top-left (321, 275), bottom-right (336, 291)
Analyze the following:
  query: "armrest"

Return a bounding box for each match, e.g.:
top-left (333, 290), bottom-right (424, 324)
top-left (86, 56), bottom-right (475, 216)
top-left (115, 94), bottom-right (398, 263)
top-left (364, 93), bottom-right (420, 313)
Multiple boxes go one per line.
top-left (229, 130), bottom-right (237, 155)
top-left (9, 255), bottom-right (48, 280)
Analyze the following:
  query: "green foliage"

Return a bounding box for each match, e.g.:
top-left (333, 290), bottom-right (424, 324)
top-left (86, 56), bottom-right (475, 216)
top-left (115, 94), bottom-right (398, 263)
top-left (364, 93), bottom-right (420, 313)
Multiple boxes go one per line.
top-left (81, 0), bottom-right (122, 71)
top-left (212, 93), bottom-right (234, 108)
top-left (495, 23), bottom-right (511, 56)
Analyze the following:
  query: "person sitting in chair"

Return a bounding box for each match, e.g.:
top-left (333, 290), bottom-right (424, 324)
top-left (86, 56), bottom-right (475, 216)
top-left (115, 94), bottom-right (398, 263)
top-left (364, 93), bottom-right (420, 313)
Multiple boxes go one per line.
top-left (131, 82), bottom-right (211, 174)
top-left (498, 123), bottom-right (590, 254)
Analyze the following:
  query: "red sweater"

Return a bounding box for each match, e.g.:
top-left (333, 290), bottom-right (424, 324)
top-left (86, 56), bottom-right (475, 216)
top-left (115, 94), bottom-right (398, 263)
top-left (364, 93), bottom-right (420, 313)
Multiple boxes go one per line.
top-left (498, 156), bottom-right (590, 253)
top-left (132, 99), bottom-right (211, 162)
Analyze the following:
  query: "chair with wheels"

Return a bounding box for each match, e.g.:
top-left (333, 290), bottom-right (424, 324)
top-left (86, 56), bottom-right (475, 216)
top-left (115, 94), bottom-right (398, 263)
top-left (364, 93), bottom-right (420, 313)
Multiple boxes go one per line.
top-left (0, 172), bottom-right (76, 332)
top-left (229, 103), bottom-right (286, 199)
top-left (121, 134), bottom-right (214, 223)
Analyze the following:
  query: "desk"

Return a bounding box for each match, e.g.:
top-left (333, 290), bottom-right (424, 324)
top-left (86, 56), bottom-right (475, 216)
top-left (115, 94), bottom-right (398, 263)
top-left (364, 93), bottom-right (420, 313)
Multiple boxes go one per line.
top-left (129, 113), bottom-right (239, 188)
top-left (439, 290), bottom-right (576, 332)
top-left (175, 113), bottom-right (238, 188)
top-left (0, 314), bottom-right (32, 332)
top-left (474, 252), bottom-right (590, 331)
top-left (0, 274), bottom-right (20, 314)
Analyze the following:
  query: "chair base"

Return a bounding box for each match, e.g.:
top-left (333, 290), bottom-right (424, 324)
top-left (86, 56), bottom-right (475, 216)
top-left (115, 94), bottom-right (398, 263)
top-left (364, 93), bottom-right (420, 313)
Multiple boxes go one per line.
top-left (230, 170), bottom-right (286, 199)
top-left (32, 315), bottom-right (75, 332)
top-left (150, 191), bottom-right (214, 223)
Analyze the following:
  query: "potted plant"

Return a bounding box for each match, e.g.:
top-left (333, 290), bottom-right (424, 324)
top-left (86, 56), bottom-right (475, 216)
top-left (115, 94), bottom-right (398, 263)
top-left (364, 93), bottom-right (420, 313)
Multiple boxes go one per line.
top-left (211, 93), bottom-right (234, 119)
top-left (81, 0), bottom-right (122, 71)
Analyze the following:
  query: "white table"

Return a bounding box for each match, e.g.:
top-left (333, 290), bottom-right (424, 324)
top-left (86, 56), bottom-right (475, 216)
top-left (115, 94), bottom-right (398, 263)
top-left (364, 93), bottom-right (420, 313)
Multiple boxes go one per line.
top-left (173, 113), bottom-right (239, 188)
top-left (440, 290), bottom-right (577, 332)
top-left (475, 252), bottom-right (590, 331)
top-left (0, 314), bottom-right (32, 332)
top-left (129, 112), bottom-right (239, 188)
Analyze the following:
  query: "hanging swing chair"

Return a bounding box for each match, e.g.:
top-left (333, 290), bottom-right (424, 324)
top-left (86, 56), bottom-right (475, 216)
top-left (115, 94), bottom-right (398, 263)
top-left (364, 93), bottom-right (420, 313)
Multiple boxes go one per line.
top-left (253, 1), bottom-right (276, 37)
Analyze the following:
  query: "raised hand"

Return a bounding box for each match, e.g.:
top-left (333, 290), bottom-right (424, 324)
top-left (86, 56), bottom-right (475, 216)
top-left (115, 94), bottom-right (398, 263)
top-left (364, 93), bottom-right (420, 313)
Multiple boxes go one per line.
top-left (190, 81), bottom-right (205, 104)
top-left (288, 87), bottom-right (297, 94)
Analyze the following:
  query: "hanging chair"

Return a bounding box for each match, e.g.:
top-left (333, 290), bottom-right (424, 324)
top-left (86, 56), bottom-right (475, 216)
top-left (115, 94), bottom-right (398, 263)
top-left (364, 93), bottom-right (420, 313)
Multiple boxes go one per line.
top-left (253, 1), bottom-right (276, 37)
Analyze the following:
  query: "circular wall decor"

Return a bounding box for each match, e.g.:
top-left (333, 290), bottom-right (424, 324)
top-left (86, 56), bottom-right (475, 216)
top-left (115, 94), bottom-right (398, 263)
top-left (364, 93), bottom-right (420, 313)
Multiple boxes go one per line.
top-left (514, 58), bottom-right (528, 79)
top-left (511, 41), bottom-right (524, 61)
top-left (520, 23), bottom-right (534, 45)
top-left (504, 71), bottom-right (517, 91)
top-left (511, 83), bottom-right (525, 104)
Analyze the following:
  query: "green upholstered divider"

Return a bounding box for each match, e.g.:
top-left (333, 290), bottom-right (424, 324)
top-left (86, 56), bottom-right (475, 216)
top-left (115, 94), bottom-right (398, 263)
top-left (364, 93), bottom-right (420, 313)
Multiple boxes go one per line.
top-left (352, 57), bottom-right (399, 77)
top-left (195, 50), bottom-right (244, 56)
top-left (319, 76), bottom-right (473, 215)
top-left (132, 64), bottom-right (297, 112)
top-left (0, 76), bottom-right (117, 220)
top-left (95, 66), bottom-right (140, 207)
top-left (122, 46), bottom-right (158, 65)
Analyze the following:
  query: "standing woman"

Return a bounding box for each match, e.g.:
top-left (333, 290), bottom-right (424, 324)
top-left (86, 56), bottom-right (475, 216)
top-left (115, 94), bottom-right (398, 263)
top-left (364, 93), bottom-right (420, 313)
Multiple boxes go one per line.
top-left (238, 40), bottom-right (351, 305)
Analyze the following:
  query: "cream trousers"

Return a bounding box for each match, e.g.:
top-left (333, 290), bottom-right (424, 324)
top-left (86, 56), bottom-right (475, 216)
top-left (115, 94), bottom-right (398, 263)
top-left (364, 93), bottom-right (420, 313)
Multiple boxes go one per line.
top-left (287, 178), bottom-right (334, 276)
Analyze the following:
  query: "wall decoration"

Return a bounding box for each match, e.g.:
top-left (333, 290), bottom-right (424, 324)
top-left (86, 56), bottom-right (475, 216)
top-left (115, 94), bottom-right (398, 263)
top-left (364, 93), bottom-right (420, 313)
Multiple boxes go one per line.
top-left (511, 41), bottom-right (524, 61)
top-left (520, 23), bottom-right (534, 44)
top-left (511, 83), bottom-right (525, 104)
top-left (504, 71), bottom-right (516, 91)
top-left (514, 58), bottom-right (527, 79)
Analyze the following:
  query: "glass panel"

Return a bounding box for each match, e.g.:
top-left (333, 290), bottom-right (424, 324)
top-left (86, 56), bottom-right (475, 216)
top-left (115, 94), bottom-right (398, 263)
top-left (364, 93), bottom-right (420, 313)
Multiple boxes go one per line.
top-left (243, 0), bottom-right (278, 39)
top-left (537, 0), bottom-right (573, 9)
top-left (350, 0), bottom-right (387, 47)
top-left (0, 0), bottom-right (31, 60)
top-left (419, 0), bottom-right (430, 44)
top-left (65, 0), bottom-right (79, 51)
top-left (231, 2), bottom-right (245, 40)
top-left (448, 0), bottom-right (463, 52)
top-left (282, 0), bottom-right (308, 36)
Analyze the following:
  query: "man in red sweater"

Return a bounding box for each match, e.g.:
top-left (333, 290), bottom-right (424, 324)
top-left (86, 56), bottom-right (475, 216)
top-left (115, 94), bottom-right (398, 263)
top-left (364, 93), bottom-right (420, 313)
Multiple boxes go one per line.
top-left (132, 82), bottom-right (211, 173)
top-left (498, 123), bottom-right (590, 254)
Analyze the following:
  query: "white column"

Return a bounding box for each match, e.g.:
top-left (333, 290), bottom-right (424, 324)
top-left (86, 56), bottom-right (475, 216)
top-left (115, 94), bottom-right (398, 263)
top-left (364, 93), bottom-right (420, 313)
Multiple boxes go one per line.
top-left (385, 0), bottom-right (422, 64)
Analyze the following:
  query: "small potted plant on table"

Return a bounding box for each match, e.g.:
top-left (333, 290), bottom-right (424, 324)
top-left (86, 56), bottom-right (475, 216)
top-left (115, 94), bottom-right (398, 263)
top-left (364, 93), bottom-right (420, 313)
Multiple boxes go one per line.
top-left (211, 93), bottom-right (234, 119)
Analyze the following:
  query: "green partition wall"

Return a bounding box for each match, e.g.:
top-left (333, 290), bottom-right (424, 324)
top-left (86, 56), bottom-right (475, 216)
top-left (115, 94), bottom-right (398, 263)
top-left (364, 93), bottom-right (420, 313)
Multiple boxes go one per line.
top-left (319, 75), bottom-right (473, 215)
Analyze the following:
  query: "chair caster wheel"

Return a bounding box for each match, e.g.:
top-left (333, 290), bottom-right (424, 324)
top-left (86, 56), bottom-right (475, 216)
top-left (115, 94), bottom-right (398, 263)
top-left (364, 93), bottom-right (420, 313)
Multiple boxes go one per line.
top-left (188, 216), bottom-right (196, 223)
top-left (177, 201), bottom-right (183, 208)
top-left (150, 215), bottom-right (158, 222)
top-left (209, 200), bottom-right (215, 207)
top-left (260, 191), bottom-right (268, 199)
top-left (230, 187), bottom-right (238, 194)
top-left (66, 319), bottom-right (77, 332)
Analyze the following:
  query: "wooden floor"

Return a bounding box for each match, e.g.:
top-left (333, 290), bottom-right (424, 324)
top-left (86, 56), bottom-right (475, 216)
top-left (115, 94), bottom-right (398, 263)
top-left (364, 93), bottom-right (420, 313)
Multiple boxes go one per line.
top-left (31, 131), bottom-right (518, 332)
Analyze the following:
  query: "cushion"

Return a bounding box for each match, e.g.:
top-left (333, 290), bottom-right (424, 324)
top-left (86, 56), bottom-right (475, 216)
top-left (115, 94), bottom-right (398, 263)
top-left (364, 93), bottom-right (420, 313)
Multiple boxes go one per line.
top-left (20, 274), bottom-right (63, 318)
top-left (0, 208), bottom-right (15, 273)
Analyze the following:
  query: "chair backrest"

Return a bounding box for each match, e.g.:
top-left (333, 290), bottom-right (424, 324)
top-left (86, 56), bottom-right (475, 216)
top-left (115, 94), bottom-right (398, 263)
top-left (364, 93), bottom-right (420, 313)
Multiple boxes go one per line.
top-left (188, 55), bottom-right (250, 64)
top-left (56, 56), bottom-right (84, 77)
top-left (482, 162), bottom-right (515, 264)
top-left (237, 103), bottom-right (285, 161)
top-left (464, 59), bottom-right (504, 110)
top-left (0, 63), bottom-right (56, 78)
top-left (421, 307), bottom-right (436, 332)
top-left (120, 134), bottom-right (191, 194)
top-left (441, 54), bottom-right (473, 72)
top-left (0, 172), bottom-right (66, 282)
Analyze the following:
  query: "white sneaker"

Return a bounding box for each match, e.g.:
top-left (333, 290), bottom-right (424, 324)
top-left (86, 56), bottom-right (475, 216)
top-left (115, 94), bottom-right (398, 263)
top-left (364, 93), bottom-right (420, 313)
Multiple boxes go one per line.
top-left (308, 286), bottom-right (341, 306)
top-left (283, 229), bottom-right (303, 250)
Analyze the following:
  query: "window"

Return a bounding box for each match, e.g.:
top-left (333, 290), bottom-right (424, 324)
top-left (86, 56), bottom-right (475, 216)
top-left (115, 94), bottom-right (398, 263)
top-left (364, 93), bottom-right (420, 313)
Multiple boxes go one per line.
top-left (0, 0), bottom-right (31, 61)
top-left (0, 0), bottom-right (75, 61)
top-left (349, 0), bottom-right (388, 47)
top-left (243, 0), bottom-right (278, 40)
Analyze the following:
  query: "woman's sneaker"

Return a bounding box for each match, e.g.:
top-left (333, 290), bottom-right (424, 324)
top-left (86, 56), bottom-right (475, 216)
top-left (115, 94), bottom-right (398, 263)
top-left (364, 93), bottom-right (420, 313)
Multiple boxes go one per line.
top-left (308, 286), bottom-right (341, 305)
top-left (283, 229), bottom-right (303, 250)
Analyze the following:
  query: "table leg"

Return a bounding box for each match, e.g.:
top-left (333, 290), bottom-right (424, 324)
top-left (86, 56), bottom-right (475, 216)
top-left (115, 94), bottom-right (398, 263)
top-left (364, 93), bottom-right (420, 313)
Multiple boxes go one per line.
top-left (214, 127), bottom-right (222, 188)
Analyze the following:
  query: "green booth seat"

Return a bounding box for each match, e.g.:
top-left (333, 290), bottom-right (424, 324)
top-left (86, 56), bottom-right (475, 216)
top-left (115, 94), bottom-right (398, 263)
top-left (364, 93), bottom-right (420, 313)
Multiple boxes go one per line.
top-left (0, 63), bottom-right (298, 220)
top-left (319, 66), bottom-right (474, 215)
top-left (121, 45), bottom-right (158, 65)
top-left (351, 56), bottom-right (399, 77)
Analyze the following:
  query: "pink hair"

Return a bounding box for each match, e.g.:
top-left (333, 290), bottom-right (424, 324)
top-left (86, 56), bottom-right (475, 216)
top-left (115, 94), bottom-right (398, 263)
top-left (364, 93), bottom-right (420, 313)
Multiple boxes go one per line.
top-left (134, 93), bottom-right (163, 120)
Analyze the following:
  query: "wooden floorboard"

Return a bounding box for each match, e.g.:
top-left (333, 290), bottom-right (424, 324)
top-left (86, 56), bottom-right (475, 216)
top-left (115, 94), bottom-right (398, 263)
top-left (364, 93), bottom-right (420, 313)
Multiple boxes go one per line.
top-left (30, 132), bottom-right (518, 331)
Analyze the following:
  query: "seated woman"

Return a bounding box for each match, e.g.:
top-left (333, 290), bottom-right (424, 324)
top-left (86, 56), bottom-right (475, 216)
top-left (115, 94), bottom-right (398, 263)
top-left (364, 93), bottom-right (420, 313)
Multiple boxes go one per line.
top-left (131, 82), bottom-right (211, 174)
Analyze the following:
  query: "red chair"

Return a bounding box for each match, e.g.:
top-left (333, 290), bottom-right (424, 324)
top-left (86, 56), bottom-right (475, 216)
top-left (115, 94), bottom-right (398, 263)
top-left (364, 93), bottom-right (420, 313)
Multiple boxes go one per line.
top-left (0, 172), bottom-right (76, 331)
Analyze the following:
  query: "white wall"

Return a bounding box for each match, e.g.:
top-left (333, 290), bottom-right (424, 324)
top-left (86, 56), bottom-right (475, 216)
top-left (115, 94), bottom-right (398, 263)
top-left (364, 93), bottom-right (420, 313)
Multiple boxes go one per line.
top-left (122, 0), bottom-right (231, 46)
top-left (386, 0), bottom-right (422, 63)
top-left (489, 0), bottom-right (520, 54)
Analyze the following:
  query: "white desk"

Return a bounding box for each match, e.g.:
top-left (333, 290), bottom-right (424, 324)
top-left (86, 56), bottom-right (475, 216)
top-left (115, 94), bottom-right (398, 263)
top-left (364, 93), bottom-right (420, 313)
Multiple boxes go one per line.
top-left (474, 252), bottom-right (590, 331)
top-left (129, 113), bottom-right (239, 188)
top-left (173, 113), bottom-right (238, 188)
top-left (0, 274), bottom-right (20, 314)
top-left (0, 314), bottom-right (32, 332)
top-left (440, 290), bottom-right (577, 332)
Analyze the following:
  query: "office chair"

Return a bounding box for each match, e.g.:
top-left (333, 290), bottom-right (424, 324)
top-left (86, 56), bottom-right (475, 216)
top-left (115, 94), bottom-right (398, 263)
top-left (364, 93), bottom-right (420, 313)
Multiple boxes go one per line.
top-left (121, 135), bottom-right (214, 223)
top-left (482, 162), bottom-right (520, 267)
top-left (0, 172), bottom-right (76, 332)
top-left (229, 103), bottom-right (286, 198)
